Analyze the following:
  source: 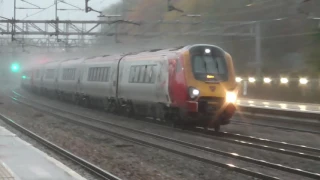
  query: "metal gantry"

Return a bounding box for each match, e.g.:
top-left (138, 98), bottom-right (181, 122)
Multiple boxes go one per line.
top-left (0, 18), bottom-right (261, 71)
top-left (0, 19), bottom-right (140, 36)
top-left (0, 37), bottom-right (96, 48)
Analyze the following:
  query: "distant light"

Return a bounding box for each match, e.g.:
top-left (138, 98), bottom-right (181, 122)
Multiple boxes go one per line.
top-left (11, 63), bottom-right (20, 73)
top-left (246, 3), bottom-right (253, 6)
top-left (299, 78), bottom-right (308, 85)
top-left (248, 77), bottom-right (256, 83)
top-left (235, 77), bottom-right (242, 83)
top-left (205, 49), bottom-right (211, 54)
top-left (22, 75), bottom-right (26, 79)
top-left (280, 78), bottom-right (289, 84)
top-left (263, 77), bottom-right (272, 83)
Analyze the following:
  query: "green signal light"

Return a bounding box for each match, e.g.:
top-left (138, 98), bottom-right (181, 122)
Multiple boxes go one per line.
top-left (22, 75), bottom-right (26, 79)
top-left (11, 63), bottom-right (20, 72)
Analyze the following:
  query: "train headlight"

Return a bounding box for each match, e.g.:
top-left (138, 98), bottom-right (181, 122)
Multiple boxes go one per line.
top-left (189, 87), bottom-right (200, 99)
top-left (226, 91), bottom-right (237, 104)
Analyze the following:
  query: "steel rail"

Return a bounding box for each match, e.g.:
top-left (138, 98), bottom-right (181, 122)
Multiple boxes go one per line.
top-left (0, 113), bottom-right (121, 180)
top-left (10, 97), bottom-right (320, 179)
top-left (231, 120), bottom-right (320, 135)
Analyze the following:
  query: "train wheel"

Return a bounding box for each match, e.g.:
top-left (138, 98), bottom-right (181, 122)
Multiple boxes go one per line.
top-left (82, 97), bottom-right (90, 108)
top-left (124, 102), bottom-right (134, 117)
top-left (109, 100), bottom-right (117, 113)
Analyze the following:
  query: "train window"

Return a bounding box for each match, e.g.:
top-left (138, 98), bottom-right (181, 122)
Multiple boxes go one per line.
top-left (97, 68), bottom-right (102, 81)
top-left (90, 68), bottom-right (94, 81)
top-left (45, 69), bottom-right (55, 79)
top-left (150, 65), bottom-right (156, 83)
top-left (129, 66), bottom-right (135, 83)
top-left (100, 68), bottom-right (105, 82)
top-left (139, 66), bottom-right (146, 83)
top-left (72, 69), bottom-right (76, 80)
top-left (144, 66), bottom-right (152, 83)
top-left (99, 67), bottom-right (102, 81)
top-left (105, 67), bottom-right (110, 82)
top-left (36, 70), bottom-right (40, 78)
top-left (134, 66), bottom-right (140, 83)
top-left (88, 68), bottom-right (92, 81)
top-left (93, 68), bottom-right (98, 81)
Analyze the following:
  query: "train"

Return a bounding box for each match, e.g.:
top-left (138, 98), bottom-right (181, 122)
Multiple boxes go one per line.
top-left (21, 44), bottom-right (238, 131)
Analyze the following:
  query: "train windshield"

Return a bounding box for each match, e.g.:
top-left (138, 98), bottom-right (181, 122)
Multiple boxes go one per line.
top-left (191, 55), bottom-right (228, 82)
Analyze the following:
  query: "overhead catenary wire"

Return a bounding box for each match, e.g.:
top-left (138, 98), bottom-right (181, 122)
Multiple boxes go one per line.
top-left (23, 3), bottom-right (57, 20)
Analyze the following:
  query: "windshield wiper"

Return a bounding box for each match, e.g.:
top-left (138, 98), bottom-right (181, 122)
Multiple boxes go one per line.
top-left (215, 57), bottom-right (220, 74)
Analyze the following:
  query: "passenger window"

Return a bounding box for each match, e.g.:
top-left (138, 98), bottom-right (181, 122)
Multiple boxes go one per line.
top-left (104, 67), bottom-right (109, 82)
top-left (89, 68), bottom-right (93, 81)
top-left (88, 68), bottom-right (92, 81)
top-left (106, 67), bottom-right (111, 82)
top-left (150, 65), bottom-right (156, 83)
top-left (93, 68), bottom-right (97, 81)
top-left (129, 66), bottom-right (135, 83)
top-left (101, 68), bottom-right (105, 82)
top-left (73, 69), bottom-right (76, 80)
top-left (139, 66), bottom-right (146, 83)
top-left (97, 67), bottom-right (103, 81)
top-left (144, 66), bottom-right (152, 83)
top-left (134, 66), bottom-right (140, 83)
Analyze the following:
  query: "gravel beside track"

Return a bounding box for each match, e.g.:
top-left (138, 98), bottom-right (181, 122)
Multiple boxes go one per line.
top-left (5, 88), bottom-right (320, 179)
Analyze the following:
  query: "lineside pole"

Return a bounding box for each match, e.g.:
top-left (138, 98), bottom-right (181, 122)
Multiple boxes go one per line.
top-left (255, 22), bottom-right (261, 77)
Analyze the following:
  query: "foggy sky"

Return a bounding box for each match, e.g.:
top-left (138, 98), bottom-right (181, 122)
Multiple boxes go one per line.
top-left (0, 0), bottom-right (120, 20)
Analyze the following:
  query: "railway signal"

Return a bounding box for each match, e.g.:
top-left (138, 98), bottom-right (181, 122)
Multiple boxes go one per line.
top-left (11, 63), bottom-right (20, 73)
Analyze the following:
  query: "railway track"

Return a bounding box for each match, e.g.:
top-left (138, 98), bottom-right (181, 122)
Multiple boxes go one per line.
top-left (10, 92), bottom-right (320, 179)
top-left (0, 113), bottom-right (121, 180)
top-left (231, 120), bottom-right (320, 135)
top-left (12, 90), bottom-right (320, 158)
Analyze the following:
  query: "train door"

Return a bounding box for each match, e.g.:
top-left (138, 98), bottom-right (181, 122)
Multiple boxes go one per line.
top-left (76, 63), bottom-right (85, 94)
top-left (155, 56), bottom-right (170, 104)
top-left (168, 56), bottom-right (187, 107)
top-left (110, 62), bottom-right (117, 97)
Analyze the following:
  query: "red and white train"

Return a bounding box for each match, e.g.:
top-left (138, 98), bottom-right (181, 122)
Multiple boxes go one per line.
top-left (21, 44), bottom-right (238, 131)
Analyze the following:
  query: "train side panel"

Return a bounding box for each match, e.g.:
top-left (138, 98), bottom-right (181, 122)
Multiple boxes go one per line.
top-left (117, 55), bottom-right (170, 105)
top-left (80, 57), bottom-right (118, 98)
top-left (58, 59), bottom-right (84, 94)
top-left (42, 61), bottom-right (61, 93)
